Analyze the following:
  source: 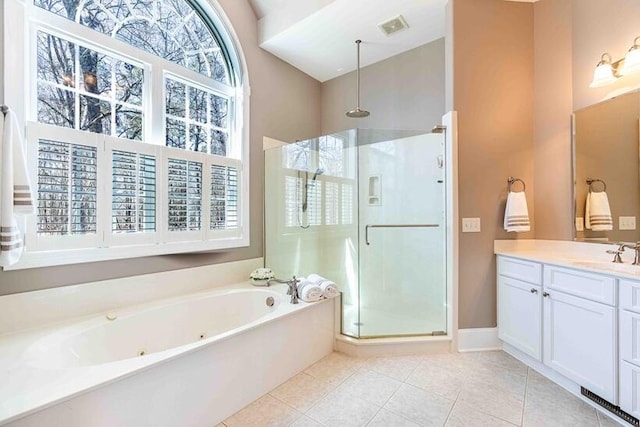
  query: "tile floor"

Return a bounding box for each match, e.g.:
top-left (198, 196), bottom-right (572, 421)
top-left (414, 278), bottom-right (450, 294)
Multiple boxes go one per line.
top-left (218, 351), bottom-right (625, 427)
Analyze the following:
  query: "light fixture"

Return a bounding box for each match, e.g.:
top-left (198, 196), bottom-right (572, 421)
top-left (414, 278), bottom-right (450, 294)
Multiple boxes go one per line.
top-left (590, 36), bottom-right (640, 88)
top-left (621, 36), bottom-right (640, 75)
top-left (589, 53), bottom-right (618, 88)
top-left (346, 40), bottom-right (370, 118)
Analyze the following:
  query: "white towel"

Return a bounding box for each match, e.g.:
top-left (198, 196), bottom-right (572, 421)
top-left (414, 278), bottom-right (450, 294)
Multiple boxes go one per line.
top-left (504, 191), bottom-right (530, 232)
top-left (296, 277), bottom-right (323, 302)
top-left (585, 191), bottom-right (613, 231)
top-left (0, 110), bottom-right (35, 267)
top-left (307, 273), bottom-right (340, 298)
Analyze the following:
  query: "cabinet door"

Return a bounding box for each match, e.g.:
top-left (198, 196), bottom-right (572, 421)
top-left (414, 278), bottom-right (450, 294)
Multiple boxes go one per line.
top-left (498, 276), bottom-right (542, 360)
top-left (543, 290), bottom-right (617, 403)
top-left (621, 309), bottom-right (640, 367)
top-left (620, 360), bottom-right (640, 419)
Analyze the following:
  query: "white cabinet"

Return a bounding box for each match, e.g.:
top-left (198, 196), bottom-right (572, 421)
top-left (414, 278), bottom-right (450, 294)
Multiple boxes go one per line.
top-left (498, 276), bottom-right (541, 360)
top-left (620, 279), bottom-right (640, 418)
top-left (543, 289), bottom-right (617, 402)
top-left (620, 360), bottom-right (640, 419)
top-left (497, 256), bottom-right (619, 406)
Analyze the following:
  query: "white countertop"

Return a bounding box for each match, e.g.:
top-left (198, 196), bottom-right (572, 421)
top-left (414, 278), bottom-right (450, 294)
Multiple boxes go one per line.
top-left (494, 239), bottom-right (640, 280)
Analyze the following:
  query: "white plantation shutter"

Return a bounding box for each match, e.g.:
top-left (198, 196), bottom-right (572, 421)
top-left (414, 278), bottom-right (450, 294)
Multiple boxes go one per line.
top-left (111, 150), bottom-right (156, 234)
top-left (341, 183), bottom-right (354, 225)
top-left (167, 158), bottom-right (203, 232)
top-left (210, 165), bottom-right (238, 230)
top-left (306, 180), bottom-right (322, 226)
top-left (325, 181), bottom-right (339, 226)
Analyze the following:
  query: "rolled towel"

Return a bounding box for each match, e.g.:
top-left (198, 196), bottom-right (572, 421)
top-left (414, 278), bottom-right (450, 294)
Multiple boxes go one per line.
top-left (504, 191), bottom-right (530, 232)
top-left (585, 191), bottom-right (613, 231)
top-left (307, 274), bottom-right (340, 298)
top-left (296, 277), bottom-right (323, 302)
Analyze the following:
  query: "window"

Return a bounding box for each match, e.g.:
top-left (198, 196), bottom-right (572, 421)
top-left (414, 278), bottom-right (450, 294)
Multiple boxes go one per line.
top-left (281, 134), bottom-right (355, 230)
top-left (3, 0), bottom-right (249, 268)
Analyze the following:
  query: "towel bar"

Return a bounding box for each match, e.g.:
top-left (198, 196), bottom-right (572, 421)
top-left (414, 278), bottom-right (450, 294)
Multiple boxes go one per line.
top-left (586, 178), bottom-right (607, 192)
top-left (507, 177), bottom-right (526, 192)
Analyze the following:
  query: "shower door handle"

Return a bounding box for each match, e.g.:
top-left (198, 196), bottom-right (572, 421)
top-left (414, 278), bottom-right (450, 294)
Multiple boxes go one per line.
top-left (365, 224), bottom-right (440, 245)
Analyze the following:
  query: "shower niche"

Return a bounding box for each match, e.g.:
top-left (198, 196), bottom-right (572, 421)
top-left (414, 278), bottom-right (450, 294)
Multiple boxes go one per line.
top-left (265, 128), bottom-right (450, 339)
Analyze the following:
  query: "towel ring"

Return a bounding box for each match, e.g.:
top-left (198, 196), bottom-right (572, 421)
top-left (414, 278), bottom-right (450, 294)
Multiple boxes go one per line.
top-left (507, 177), bottom-right (525, 192)
top-left (586, 178), bottom-right (606, 193)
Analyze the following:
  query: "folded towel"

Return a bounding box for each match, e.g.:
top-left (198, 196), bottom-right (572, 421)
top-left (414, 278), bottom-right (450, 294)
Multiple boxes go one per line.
top-left (504, 191), bottom-right (530, 232)
top-left (296, 277), bottom-right (323, 302)
top-left (0, 110), bottom-right (35, 267)
top-left (585, 191), bottom-right (613, 231)
top-left (308, 273), bottom-right (340, 298)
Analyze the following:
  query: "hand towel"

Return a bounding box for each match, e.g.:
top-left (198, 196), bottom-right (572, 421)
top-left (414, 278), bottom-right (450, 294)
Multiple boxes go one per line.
top-left (295, 277), bottom-right (324, 302)
top-left (307, 273), bottom-right (340, 298)
top-left (585, 191), bottom-right (613, 231)
top-left (0, 110), bottom-right (35, 267)
top-left (504, 191), bottom-right (530, 232)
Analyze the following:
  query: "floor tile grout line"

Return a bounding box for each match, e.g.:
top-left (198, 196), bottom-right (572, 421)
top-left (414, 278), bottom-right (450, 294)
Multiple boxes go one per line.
top-left (521, 366), bottom-right (530, 427)
top-left (442, 391), bottom-right (461, 426)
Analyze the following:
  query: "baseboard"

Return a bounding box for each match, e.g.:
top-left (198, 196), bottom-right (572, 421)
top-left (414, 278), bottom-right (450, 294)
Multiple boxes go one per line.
top-left (457, 327), bottom-right (501, 352)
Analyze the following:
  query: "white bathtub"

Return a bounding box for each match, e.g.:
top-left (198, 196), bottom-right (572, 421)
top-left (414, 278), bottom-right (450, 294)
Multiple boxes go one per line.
top-left (0, 283), bottom-right (335, 426)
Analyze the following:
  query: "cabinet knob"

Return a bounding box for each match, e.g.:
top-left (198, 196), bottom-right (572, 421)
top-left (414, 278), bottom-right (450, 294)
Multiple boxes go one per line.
top-left (542, 292), bottom-right (550, 298)
top-left (530, 288), bottom-right (538, 294)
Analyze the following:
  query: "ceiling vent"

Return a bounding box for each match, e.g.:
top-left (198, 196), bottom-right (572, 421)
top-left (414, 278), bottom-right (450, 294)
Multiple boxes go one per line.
top-left (378, 15), bottom-right (409, 37)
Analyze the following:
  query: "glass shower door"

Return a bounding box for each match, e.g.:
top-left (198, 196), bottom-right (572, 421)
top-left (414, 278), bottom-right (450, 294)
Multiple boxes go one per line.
top-left (356, 133), bottom-right (446, 338)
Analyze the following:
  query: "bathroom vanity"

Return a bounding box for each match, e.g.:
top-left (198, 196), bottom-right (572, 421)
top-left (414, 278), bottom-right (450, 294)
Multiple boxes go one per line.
top-left (495, 240), bottom-right (640, 424)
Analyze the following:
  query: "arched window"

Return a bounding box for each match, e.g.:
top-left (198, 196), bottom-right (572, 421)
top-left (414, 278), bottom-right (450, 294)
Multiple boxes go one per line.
top-left (3, 0), bottom-right (249, 268)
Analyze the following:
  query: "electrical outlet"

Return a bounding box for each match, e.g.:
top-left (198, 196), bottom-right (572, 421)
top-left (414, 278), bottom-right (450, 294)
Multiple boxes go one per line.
top-left (462, 217), bottom-right (481, 233)
top-left (619, 216), bottom-right (636, 230)
top-left (575, 217), bottom-right (584, 231)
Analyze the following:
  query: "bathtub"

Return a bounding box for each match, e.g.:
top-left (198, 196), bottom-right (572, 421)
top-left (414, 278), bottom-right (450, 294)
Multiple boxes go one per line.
top-left (0, 283), bottom-right (335, 426)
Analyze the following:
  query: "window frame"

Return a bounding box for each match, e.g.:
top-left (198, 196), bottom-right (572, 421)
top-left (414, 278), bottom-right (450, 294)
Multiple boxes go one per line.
top-left (2, 0), bottom-right (251, 270)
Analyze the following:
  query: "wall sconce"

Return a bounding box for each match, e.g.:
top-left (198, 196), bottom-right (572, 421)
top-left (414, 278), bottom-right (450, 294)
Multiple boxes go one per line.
top-left (590, 36), bottom-right (640, 88)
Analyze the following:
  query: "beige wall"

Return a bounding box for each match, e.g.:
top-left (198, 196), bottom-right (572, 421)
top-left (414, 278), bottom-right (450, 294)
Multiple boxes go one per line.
top-left (532, 0), bottom-right (573, 240)
top-left (0, 0), bottom-right (321, 295)
top-left (320, 39), bottom-right (446, 135)
top-left (451, 0), bottom-right (535, 329)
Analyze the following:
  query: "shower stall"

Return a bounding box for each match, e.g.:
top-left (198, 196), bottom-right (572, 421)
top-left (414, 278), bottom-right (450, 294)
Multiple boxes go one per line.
top-left (264, 127), bottom-right (452, 339)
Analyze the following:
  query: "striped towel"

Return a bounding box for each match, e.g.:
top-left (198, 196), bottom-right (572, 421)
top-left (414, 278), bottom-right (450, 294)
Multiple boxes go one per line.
top-left (585, 191), bottom-right (613, 231)
top-left (0, 109), bottom-right (35, 267)
top-left (504, 191), bottom-right (530, 232)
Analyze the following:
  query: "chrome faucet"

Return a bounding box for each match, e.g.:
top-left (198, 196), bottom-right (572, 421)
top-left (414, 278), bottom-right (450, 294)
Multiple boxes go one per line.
top-left (622, 242), bottom-right (640, 265)
top-left (266, 276), bottom-right (300, 304)
top-left (607, 243), bottom-right (626, 263)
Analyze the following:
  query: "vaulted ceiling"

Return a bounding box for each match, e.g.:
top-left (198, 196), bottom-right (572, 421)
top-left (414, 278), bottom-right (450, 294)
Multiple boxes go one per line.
top-left (247, 0), bottom-right (447, 82)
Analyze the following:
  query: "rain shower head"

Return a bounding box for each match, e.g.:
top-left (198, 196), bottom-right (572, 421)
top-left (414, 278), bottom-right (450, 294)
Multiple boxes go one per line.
top-left (346, 40), bottom-right (370, 118)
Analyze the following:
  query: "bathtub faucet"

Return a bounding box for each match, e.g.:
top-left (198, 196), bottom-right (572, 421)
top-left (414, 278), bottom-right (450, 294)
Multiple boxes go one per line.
top-left (266, 276), bottom-right (300, 304)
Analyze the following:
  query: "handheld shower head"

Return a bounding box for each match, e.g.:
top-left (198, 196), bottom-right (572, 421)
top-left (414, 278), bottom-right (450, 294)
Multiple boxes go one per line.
top-left (312, 168), bottom-right (325, 180)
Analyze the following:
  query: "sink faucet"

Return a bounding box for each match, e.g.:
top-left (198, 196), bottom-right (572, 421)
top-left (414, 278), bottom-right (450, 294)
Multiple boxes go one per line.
top-left (606, 243), bottom-right (626, 263)
top-left (622, 242), bottom-right (640, 265)
top-left (266, 276), bottom-right (300, 304)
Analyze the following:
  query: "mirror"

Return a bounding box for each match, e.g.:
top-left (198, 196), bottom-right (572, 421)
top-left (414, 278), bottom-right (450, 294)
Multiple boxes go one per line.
top-left (573, 89), bottom-right (640, 242)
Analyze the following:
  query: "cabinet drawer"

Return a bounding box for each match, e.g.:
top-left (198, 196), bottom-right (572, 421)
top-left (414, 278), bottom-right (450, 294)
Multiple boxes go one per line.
top-left (543, 265), bottom-right (616, 306)
top-left (620, 360), bottom-right (640, 419)
top-left (620, 279), bottom-right (640, 314)
top-left (621, 309), bottom-right (640, 367)
top-left (497, 256), bottom-right (542, 285)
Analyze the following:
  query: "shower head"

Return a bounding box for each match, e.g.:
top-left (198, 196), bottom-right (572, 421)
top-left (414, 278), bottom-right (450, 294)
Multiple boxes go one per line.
top-left (312, 168), bottom-right (324, 180)
top-left (346, 40), bottom-right (370, 118)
